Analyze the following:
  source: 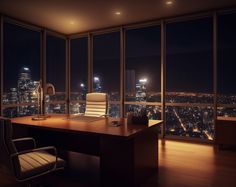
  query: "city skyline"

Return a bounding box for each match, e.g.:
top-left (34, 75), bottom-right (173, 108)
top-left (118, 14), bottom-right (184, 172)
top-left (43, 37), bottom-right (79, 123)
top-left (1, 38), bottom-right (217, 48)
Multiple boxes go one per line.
top-left (3, 66), bottom-right (236, 140)
top-left (2, 13), bottom-right (236, 141)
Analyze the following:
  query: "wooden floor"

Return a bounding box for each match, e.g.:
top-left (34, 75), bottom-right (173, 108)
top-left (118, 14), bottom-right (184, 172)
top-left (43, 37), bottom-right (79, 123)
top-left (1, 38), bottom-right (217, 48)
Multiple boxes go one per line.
top-left (1, 140), bottom-right (236, 187)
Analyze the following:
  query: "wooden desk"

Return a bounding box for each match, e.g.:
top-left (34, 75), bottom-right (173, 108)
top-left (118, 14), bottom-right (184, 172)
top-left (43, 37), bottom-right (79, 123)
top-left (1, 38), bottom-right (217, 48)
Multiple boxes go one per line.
top-left (12, 115), bottom-right (162, 187)
top-left (216, 117), bottom-right (236, 149)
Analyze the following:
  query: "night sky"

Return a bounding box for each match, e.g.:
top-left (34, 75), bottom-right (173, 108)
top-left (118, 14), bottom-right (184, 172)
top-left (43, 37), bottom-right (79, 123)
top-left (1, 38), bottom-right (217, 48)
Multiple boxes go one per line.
top-left (166, 17), bottom-right (213, 93)
top-left (3, 13), bottom-right (236, 95)
top-left (46, 35), bottom-right (66, 92)
top-left (70, 37), bottom-right (88, 92)
top-left (3, 22), bottom-right (40, 92)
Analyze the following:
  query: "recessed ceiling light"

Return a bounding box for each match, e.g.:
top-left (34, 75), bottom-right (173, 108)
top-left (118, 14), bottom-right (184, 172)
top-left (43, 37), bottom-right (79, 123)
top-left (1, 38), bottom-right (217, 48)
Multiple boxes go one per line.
top-left (166, 1), bottom-right (173, 5)
top-left (69, 21), bottom-right (75, 25)
top-left (115, 11), bottom-right (121, 15)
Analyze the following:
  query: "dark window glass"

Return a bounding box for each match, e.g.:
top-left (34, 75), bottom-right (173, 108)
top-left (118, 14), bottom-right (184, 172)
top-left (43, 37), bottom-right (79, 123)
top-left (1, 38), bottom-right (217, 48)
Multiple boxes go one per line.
top-left (93, 32), bottom-right (120, 117)
top-left (166, 18), bottom-right (213, 94)
top-left (93, 32), bottom-right (120, 99)
top-left (217, 13), bottom-right (236, 117)
top-left (70, 37), bottom-right (88, 114)
top-left (46, 34), bottom-right (66, 113)
top-left (3, 22), bottom-right (40, 117)
top-left (125, 26), bottom-right (161, 103)
top-left (166, 18), bottom-right (214, 140)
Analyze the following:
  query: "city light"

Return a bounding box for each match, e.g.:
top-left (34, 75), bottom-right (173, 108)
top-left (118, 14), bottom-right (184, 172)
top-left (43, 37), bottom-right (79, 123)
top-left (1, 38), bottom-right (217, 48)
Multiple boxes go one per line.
top-left (23, 67), bottom-right (29, 71)
top-left (80, 83), bottom-right (85, 87)
top-left (94, 77), bottom-right (100, 82)
top-left (139, 78), bottom-right (147, 83)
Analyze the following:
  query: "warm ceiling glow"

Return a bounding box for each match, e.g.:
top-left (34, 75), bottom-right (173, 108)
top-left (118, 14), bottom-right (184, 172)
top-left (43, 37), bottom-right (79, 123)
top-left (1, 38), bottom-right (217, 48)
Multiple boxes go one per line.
top-left (115, 11), bottom-right (121, 15)
top-left (69, 21), bottom-right (75, 25)
top-left (166, 1), bottom-right (173, 5)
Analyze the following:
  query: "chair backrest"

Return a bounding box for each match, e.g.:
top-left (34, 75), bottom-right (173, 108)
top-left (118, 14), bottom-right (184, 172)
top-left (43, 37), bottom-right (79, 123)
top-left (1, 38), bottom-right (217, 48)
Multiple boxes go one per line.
top-left (84, 93), bottom-right (108, 117)
top-left (0, 117), bottom-right (20, 178)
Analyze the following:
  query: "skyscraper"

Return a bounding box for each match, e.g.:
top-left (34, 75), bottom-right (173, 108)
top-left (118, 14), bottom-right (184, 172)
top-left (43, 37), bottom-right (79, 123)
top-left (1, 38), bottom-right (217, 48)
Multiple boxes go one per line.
top-left (125, 70), bottom-right (136, 96)
top-left (136, 78), bottom-right (147, 101)
top-left (17, 67), bottom-right (38, 116)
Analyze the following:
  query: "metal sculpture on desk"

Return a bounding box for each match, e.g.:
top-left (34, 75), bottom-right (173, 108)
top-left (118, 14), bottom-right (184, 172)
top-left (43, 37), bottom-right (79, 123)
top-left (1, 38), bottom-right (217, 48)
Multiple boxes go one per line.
top-left (32, 81), bottom-right (55, 120)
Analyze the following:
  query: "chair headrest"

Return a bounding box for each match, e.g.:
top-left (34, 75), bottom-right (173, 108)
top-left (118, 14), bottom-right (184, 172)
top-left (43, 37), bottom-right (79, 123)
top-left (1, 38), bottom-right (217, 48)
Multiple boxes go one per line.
top-left (86, 93), bottom-right (107, 102)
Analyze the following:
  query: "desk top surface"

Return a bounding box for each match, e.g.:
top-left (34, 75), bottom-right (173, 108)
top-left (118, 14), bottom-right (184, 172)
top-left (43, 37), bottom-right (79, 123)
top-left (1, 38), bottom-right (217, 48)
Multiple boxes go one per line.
top-left (217, 116), bottom-right (236, 121)
top-left (11, 114), bottom-right (162, 138)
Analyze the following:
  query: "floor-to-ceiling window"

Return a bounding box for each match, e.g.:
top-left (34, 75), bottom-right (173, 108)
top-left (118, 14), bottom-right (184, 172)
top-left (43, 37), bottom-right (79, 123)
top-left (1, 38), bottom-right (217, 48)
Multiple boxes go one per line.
top-left (125, 25), bottom-right (161, 119)
top-left (165, 17), bottom-right (214, 140)
top-left (3, 22), bottom-right (40, 117)
top-left (46, 34), bottom-right (66, 114)
top-left (2, 9), bottom-right (236, 142)
top-left (70, 37), bottom-right (88, 114)
top-left (217, 12), bottom-right (236, 118)
top-left (93, 32), bottom-right (120, 117)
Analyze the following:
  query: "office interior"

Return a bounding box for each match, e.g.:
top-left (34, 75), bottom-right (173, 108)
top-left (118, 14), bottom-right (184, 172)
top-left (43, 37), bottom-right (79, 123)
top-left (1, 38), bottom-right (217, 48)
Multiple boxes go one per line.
top-left (0, 1), bottom-right (236, 187)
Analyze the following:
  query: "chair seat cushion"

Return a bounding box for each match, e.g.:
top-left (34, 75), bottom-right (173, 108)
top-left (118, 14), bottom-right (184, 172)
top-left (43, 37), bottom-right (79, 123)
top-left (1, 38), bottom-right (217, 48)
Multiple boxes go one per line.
top-left (18, 151), bottom-right (65, 179)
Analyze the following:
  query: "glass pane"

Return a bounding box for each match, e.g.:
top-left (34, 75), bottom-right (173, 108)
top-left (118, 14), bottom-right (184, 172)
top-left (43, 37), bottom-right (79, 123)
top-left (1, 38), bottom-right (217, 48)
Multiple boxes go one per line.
top-left (45, 103), bottom-right (66, 114)
top-left (3, 107), bottom-right (18, 118)
top-left (217, 107), bottom-right (236, 117)
top-left (93, 32), bottom-right (120, 101)
top-left (46, 34), bottom-right (66, 113)
top-left (70, 102), bottom-right (86, 114)
top-left (125, 26), bottom-right (161, 102)
top-left (70, 37), bottom-right (88, 101)
top-left (166, 93), bottom-right (214, 103)
top-left (3, 22), bottom-right (40, 117)
top-left (166, 18), bottom-right (213, 95)
top-left (109, 104), bottom-right (120, 118)
top-left (217, 13), bottom-right (236, 117)
top-left (125, 104), bottom-right (162, 120)
top-left (165, 18), bottom-right (213, 140)
top-left (166, 106), bottom-right (214, 140)
top-left (46, 34), bottom-right (66, 101)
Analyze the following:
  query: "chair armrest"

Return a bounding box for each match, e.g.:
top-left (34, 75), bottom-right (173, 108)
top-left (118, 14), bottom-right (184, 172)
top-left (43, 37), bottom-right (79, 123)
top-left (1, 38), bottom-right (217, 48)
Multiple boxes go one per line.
top-left (11, 146), bottom-right (58, 170)
top-left (77, 113), bottom-right (84, 116)
top-left (12, 137), bottom-right (36, 149)
top-left (99, 114), bottom-right (110, 118)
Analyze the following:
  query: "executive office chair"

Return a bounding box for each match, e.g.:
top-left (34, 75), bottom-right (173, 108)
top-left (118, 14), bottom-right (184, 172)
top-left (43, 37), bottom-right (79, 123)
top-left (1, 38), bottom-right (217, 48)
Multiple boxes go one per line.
top-left (84, 93), bottom-right (108, 117)
top-left (0, 117), bottom-right (66, 187)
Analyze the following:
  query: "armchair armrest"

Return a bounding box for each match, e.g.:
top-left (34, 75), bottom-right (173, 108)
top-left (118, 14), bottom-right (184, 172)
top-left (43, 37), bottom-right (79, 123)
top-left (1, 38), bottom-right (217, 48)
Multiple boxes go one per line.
top-left (11, 146), bottom-right (58, 170)
top-left (99, 114), bottom-right (110, 118)
top-left (77, 113), bottom-right (84, 116)
top-left (12, 137), bottom-right (36, 149)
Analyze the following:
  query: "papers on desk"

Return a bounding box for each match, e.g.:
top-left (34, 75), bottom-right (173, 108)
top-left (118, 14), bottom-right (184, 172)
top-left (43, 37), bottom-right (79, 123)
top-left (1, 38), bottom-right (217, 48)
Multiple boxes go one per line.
top-left (109, 121), bottom-right (122, 127)
top-left (65, 116), bottom-right (104, 122)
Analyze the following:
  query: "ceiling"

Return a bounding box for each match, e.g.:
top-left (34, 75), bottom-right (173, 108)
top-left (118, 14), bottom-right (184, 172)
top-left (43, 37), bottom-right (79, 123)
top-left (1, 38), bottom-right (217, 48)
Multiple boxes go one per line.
top-left (0, 0), bottom-right (235, 35)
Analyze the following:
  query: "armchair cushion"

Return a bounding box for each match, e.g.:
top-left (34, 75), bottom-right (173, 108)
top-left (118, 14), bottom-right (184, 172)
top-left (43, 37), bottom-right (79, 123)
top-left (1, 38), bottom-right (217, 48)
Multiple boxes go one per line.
top-left (18, 151), bottom-right (65, 179)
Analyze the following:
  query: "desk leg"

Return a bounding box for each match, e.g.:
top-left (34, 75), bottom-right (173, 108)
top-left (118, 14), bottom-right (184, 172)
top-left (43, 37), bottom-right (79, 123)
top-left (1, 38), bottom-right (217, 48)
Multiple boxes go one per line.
top-left (100, 129), bottom-right (158, 187)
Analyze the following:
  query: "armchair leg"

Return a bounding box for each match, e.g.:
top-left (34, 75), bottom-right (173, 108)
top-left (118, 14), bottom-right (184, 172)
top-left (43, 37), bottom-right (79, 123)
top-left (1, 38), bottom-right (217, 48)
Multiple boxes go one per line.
top-left (19, 182), bottom-right (31, 187)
